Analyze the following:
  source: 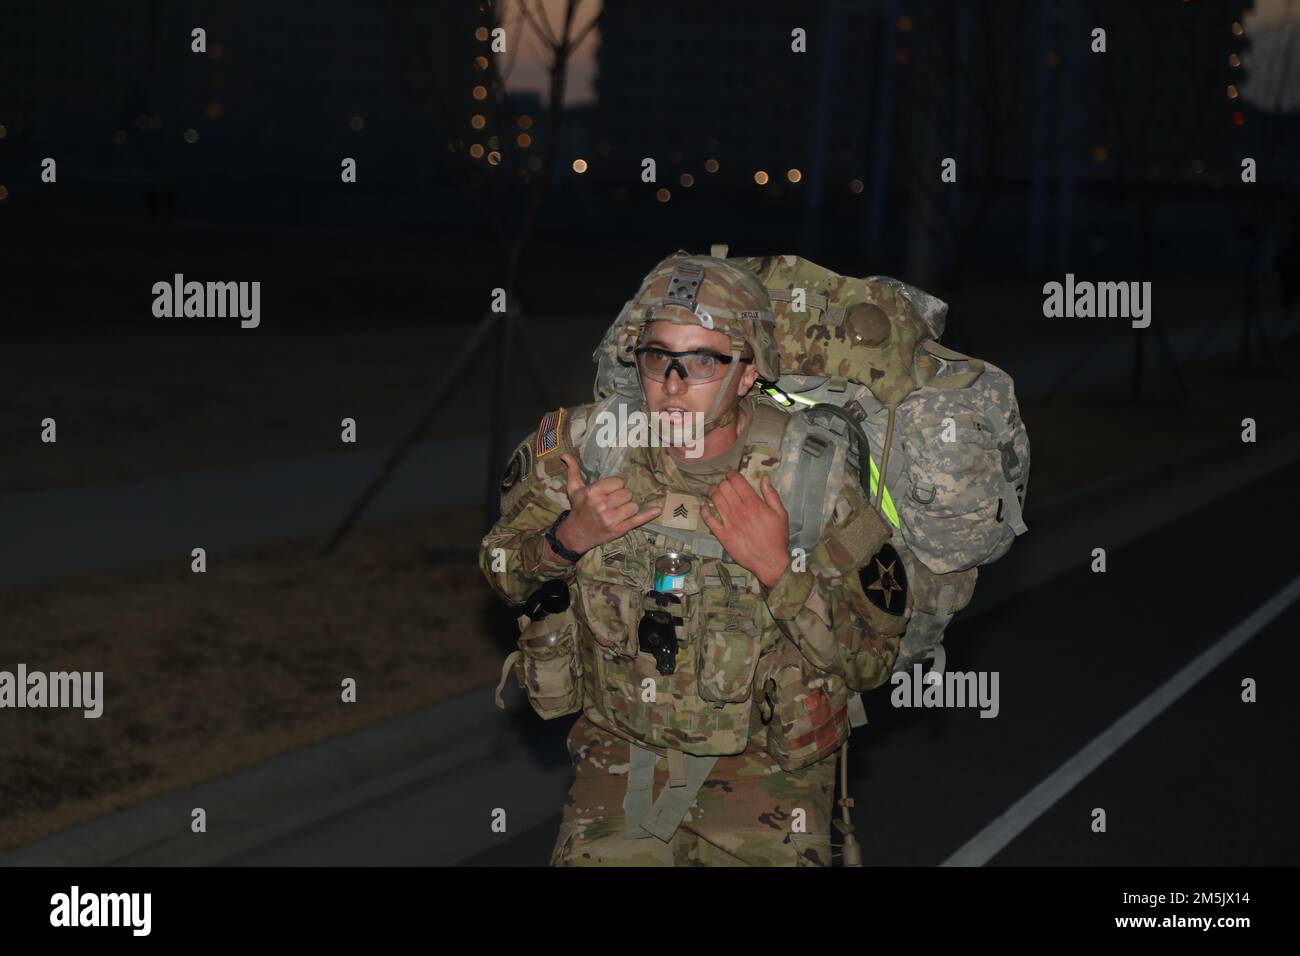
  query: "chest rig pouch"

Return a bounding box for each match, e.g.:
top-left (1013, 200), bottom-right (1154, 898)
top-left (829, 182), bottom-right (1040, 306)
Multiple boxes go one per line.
top-left (573, 523), bottom-right (774, 756)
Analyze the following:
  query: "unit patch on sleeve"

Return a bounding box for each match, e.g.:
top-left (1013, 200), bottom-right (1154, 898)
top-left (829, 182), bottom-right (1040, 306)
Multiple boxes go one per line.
top-left (500, 439), bottom-right (533, 494)
top-left (858, 542), bottom-right (908, 615)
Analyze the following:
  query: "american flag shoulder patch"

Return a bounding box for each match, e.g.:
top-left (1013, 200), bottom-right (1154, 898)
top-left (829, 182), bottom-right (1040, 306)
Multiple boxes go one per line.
top-left (535, 407), bottom-right (565, 458)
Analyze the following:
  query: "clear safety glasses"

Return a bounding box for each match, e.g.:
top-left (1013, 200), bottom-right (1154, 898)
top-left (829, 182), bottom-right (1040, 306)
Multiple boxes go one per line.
top-left (634, 347), bottom-right (753, 386)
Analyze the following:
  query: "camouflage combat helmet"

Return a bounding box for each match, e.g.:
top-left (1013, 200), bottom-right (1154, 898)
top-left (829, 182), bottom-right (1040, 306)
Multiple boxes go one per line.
top-left (619, 249), bottom-right (780, 433)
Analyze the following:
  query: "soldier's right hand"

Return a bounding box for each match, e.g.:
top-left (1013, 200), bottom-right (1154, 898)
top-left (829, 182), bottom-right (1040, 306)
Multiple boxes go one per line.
top-left (556, 452), bottom-right (662, 555)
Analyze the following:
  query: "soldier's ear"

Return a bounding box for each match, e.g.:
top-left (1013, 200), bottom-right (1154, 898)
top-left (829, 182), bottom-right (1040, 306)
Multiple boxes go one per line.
top-left (738, 363), bottom-right (760, 395)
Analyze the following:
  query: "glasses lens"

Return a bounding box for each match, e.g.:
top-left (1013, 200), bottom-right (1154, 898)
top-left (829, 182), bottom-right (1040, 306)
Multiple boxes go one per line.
top-left (636, 348), bottom-right (669, 380)
top-left (683, 352), bottom-right (719, 379)
top-left (636, 348), bottom-right (729, 386)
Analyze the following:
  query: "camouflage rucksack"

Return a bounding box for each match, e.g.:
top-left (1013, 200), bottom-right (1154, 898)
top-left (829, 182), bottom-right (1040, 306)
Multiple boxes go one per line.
top-left (592, 248), bottom-right (1030, 675)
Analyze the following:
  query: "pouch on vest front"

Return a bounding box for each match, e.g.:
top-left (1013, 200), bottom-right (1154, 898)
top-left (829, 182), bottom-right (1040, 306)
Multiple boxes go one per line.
top-left (512, 606), bottom-right (582, 720)
top-left (695, 560), bottom-right (765, 704)
top-left (757, 638), bottom-right (849, 771)
top-left (573, 543), bottom-right (647, 659)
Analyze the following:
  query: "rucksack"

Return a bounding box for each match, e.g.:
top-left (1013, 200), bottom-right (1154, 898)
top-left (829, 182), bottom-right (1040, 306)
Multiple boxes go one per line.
top-left (590, 248), bottom-right (1030, 675)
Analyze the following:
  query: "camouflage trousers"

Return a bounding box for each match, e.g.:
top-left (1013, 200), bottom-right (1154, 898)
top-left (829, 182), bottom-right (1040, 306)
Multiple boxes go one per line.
top-left (550, 714), bottom-right (837, 867)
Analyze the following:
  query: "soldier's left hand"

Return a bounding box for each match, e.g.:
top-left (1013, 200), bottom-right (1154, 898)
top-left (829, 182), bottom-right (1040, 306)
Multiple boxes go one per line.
top-left (700, 470), bottom-right (791, 590)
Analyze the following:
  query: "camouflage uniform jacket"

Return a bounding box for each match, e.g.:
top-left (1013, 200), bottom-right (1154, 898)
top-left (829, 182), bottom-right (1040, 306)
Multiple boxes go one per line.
top-left (479, 395), bottom-right (908, 769)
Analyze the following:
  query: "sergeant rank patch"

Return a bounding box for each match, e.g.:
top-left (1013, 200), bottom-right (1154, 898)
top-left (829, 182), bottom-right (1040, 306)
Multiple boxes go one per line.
top-left (858, 542), bottom-right (907, 614)
top-left (535, 408), bottom-right (565, 458)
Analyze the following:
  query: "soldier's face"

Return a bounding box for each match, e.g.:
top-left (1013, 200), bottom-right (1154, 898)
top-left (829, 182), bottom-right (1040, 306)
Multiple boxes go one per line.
top-left (639, 320), bottom-right (759, 426)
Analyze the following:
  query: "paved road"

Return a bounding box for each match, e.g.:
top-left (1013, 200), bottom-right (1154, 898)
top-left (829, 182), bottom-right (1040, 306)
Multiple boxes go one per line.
top-left (0, 428), bottom-right (527, 587)
top-left (216, 456), bottom-right (1300, 867)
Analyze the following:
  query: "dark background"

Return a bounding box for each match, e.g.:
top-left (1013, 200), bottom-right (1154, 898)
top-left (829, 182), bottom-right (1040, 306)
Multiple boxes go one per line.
top-left (0, 0), bottom-right (1297, 867)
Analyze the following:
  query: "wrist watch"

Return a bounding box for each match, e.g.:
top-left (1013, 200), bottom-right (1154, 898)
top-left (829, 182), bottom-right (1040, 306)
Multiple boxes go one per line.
top-left (545, 509), bottom-right (584, 563)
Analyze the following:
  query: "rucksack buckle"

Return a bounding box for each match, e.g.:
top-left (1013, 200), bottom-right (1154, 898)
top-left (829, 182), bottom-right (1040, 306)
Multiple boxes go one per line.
top-left (801, 434), bottom-right (829, 459)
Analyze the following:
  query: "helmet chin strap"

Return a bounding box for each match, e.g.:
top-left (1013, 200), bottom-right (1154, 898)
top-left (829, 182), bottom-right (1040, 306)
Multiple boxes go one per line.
top-left (699, 342), bottom-right (744, 434)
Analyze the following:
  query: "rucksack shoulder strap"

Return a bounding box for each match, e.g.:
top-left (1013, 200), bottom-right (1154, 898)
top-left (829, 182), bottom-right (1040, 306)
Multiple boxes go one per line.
top-left (773, 410), bottom-right (846, 555)
top-left (746, 396), bottom-right (790, 451)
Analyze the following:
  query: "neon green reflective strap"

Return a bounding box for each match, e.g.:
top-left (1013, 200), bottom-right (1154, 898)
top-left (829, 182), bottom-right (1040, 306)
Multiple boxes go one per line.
top-left (867, 455), bottom-right (901, 529)
top-left (765, 387), bottom-right (902, 530)
top-left (759, 385), bottom-right (806, 408)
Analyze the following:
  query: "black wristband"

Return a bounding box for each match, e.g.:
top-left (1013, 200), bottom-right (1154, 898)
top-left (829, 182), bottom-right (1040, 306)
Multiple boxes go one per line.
top-left (545, 509), bottom-right (584, 563)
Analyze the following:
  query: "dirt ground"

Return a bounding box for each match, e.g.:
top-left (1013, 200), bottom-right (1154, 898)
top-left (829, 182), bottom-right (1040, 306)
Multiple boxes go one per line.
top-left (0, 504), bottom-right (515, 850)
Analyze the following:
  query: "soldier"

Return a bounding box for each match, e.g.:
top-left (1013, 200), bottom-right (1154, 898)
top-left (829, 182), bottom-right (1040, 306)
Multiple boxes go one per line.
top-left (480, 252), bottom-right (908, 866)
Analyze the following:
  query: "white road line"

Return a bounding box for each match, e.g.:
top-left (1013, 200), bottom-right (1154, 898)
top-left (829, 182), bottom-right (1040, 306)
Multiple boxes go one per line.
top-left (942, 571), bottom-right (1300, 867)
